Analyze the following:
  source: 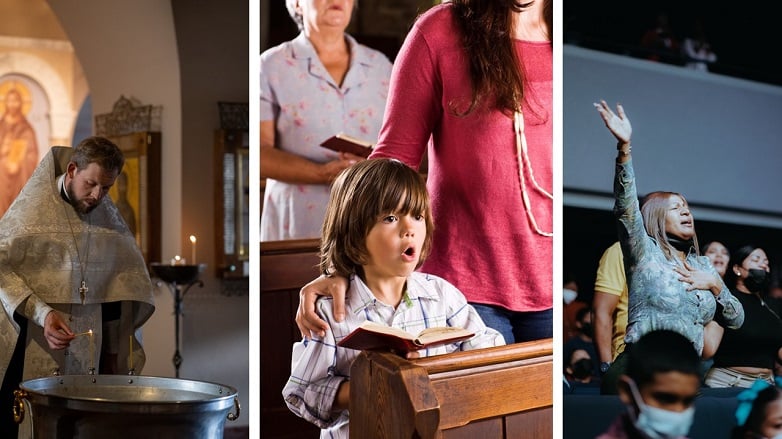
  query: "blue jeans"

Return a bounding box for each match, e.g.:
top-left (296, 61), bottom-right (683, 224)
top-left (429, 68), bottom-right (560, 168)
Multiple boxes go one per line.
top-left (471, 304), bottom-right (553, 344)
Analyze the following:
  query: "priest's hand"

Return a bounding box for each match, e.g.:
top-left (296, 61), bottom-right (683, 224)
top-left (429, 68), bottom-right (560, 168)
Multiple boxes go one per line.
top-left (44, 311), bottom-right (75, 350)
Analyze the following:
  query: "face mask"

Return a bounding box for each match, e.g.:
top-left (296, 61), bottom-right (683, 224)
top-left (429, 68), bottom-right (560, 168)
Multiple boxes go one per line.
top-left (571, 358), bottom-right (594, 380)
top-left (744, 268), bottom-right (769, 292)
top-left (580, 322), bottom-right (594, 338)
top-left (667, 235), bottom-right (694, 253)
top-left (563, 288), bottom-right (578, 305)
top-left (627, 378), bottom-right (695, 439)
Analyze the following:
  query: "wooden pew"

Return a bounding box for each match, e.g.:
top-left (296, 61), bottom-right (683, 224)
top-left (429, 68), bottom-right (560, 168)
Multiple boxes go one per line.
top-left (350, 339), bottom-right (553, 438)
top-left (260, 239), bottom-right (321, 438)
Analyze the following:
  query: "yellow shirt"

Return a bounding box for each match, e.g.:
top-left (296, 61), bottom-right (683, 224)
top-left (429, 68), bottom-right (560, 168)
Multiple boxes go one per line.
top-left (594, 241), bottom-right (628, 360)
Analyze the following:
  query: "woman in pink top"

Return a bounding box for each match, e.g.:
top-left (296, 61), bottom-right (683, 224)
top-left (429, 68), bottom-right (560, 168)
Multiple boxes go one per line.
top-left (296, 0), bottom-right (553, 344)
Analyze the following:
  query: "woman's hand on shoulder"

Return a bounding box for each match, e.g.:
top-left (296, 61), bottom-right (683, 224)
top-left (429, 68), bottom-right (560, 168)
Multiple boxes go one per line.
top-left (296, 274), bottom-right (350, 339)
top-left (594, 100), bottom-right (632, 145)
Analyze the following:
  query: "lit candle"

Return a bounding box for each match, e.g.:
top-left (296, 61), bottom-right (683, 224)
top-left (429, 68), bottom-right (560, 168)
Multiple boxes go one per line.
top-left (171, 255), bottom-right (183, 265)
top-left (189, 235), bottom-right (197, 264)
top-left (89, 330), bottom-right (95, 372)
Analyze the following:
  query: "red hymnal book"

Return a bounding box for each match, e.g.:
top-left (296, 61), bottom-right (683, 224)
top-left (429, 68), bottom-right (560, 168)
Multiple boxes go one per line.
top-left (337, 321), bottom-right (475, 354)
top-left (320, 133), bottom-right (373, 158)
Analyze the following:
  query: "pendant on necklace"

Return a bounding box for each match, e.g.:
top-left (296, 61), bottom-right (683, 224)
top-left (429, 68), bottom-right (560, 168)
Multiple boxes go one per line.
top-left (80, 281), bottom-right (89, 304)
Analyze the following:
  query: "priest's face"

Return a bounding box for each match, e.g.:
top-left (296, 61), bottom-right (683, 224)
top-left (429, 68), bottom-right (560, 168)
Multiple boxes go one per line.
top-left (66, 162), bottom-right (119, 214)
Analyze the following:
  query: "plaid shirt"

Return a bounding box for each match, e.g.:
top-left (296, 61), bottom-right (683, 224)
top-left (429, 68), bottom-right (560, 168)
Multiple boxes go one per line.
top-left (282, 272), bottom-right (505, 438)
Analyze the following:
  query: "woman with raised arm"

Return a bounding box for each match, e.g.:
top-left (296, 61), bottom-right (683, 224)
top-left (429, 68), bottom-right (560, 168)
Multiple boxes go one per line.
top-left (594, 100), bottom-right (744, 394)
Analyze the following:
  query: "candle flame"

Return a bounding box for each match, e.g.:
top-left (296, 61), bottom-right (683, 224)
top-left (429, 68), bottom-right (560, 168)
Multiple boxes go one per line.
top-left (74, 329), bottom-right (94, 337)
top-left (189, 235), bottom-right (197, 244)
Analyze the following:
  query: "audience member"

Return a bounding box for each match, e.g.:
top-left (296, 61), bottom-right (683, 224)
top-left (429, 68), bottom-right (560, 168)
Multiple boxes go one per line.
top-left (564, 348), bottom-right (600, 394)
top-left (640, 11), bottom-right (681, 64)
top-left (296, 0), bottom-right (554, 345)
top-left (592, 241), bottom-right (628, 379)
top-left (594, 100), bottom-right (744, 394)
top-left (283, 159), bottom-right (504, 438)
top-left (596, 330), bottom-right (701, 439)
top-left (681, 17), bottom-right (717, 72)
top-left (260, 0), bottom-right (392, 240)
top-left (703, 240), bottom-right (730, 279)
top-left (564, 306), bottom-right (599, 381)
top-left (706, 245), bottom-right (782, 389)
top-left (700, 240), bottom-right (731, 380)
top-left (563, 274), bottom-right (588, 341)
top-left (731, 378), bottom-right (782, 439)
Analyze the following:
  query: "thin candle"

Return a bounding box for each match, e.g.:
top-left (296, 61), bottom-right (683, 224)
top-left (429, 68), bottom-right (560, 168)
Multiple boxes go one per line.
top-left (189, 235), bottom-right (197, 264)
top-left (89, 330), bottom-right (95, 372)
top-left (129, 335), bottom-right (133, 371)
top-left (73, 329), bottom-right (93, 338)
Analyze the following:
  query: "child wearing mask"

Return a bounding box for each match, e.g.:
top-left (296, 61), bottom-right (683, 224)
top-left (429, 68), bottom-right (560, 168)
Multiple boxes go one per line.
top-left (282, 158), bottom-right (504, 438)
top-left (564, 306), bottom-right (599, 381)
top-left (597, 329), bottom-right (701, 439)
top-left (732, 378), bottom-right (782, 439)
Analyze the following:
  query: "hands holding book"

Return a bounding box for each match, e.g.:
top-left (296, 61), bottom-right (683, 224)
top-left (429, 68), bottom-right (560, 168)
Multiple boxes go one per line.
top-left (338, 321), bottom-right (475, 356)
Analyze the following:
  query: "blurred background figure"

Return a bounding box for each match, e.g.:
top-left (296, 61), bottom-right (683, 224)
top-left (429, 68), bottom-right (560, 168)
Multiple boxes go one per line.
top-left (564, 306), bottom-right (600, 386)
top-left (563, 273), bottom-right (588, 341)
top-left (640, 11), bottom-right (680, 64)
top-left (681, 16), bottom-right (717, 72)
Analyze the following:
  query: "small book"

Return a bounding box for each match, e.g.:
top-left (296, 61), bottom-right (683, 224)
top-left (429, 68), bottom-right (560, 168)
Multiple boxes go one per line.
top-left (320, 133), bottom-right (373, 158)
top-left (337, 321), bottom-right (475, 354)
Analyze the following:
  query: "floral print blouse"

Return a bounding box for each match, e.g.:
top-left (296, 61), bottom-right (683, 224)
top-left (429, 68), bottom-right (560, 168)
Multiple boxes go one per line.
top-left (260, 33), bottom-right (392, 240)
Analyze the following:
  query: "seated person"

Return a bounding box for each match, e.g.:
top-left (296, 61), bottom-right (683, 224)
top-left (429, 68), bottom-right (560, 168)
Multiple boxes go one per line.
top-left (282, 159), bottom-right (504, 438)
top-left (597, 329), bottom-right (701, 439)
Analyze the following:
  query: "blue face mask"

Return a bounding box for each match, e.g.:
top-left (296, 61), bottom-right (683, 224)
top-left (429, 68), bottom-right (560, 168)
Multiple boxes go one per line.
top-left (627, 378), bottom-right (695, 439)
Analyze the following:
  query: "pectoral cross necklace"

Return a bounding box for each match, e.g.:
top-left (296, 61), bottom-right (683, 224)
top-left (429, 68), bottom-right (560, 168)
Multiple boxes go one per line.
top-left (64, 208), bottom-right (92, 305)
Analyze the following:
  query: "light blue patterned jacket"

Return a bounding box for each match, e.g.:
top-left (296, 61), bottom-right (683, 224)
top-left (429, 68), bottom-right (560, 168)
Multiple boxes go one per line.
top-left (614, 159), bottom-right (744, 355)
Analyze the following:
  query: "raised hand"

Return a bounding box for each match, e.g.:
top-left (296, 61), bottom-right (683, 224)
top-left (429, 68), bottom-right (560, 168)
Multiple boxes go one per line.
top-left (594, 100), bottom-right (632, 144)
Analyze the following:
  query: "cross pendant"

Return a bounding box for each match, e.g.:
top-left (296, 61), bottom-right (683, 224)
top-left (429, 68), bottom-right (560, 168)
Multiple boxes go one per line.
top-left (80, 281), bottom-right (89, 304)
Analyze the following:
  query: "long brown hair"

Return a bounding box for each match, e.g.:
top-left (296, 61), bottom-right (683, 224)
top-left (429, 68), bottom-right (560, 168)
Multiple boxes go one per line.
top-left (320, 159), bottom-right (434, 278)
top-left (450, 0), bottom-right (552, 116)
top-left (640, 191), bottom-right (700, 261)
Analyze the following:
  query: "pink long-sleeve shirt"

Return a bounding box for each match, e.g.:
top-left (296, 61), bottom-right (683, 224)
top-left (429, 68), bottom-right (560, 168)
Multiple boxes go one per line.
top-left (370, 4), bottom-right (553, 312)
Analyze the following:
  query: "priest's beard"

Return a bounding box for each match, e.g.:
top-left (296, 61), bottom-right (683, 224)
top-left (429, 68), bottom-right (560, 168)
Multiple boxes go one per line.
top-left (66, 180), bottom-right (100, 215)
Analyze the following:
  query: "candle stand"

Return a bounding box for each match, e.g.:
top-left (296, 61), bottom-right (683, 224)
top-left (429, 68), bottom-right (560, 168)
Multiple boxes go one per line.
top-left (149, 263), bottom-right (206, 378)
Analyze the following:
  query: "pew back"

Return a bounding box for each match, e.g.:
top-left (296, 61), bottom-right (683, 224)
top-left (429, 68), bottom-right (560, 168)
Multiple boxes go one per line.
top-left (350, 339), bottom-right (554, 439)
top-left (260, 239), bottom-right (321, 438)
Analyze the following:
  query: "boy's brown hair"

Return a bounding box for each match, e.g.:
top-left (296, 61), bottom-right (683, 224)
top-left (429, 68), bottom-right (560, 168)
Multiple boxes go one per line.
top-left (320, 158), bottom-right (434, 278)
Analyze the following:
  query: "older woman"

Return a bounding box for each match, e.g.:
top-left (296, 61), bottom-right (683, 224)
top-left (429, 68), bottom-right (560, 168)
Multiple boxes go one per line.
top-left (594, 100), bottom-right (744, 394)
top-left (260, 0), bottom-right (392, 241)
top-left (705, 245), bottom-right (782, 388)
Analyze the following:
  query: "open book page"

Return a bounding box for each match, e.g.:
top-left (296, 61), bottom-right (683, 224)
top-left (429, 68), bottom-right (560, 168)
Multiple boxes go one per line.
top-left (319, 133), bottom-right (373, 158)
top-left (337, 321), bottom-right (475, 354)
